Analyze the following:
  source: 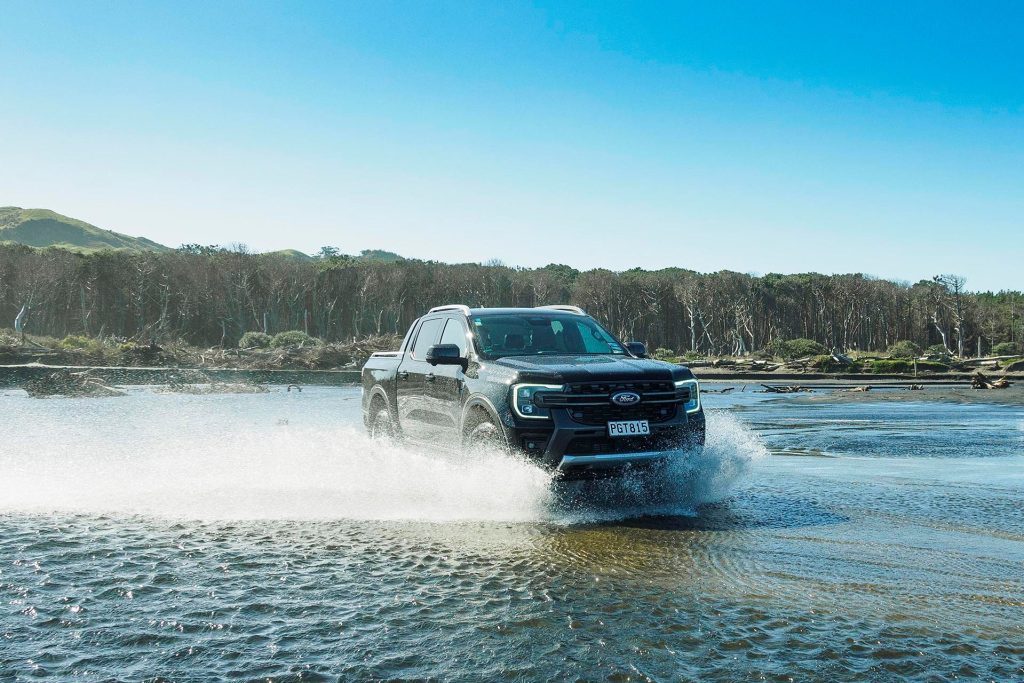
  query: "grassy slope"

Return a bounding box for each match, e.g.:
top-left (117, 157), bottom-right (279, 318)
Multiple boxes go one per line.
top-left (0, 207), bottom-right (170, 252)
top-left (0, 208), bottom-right (407, 259)
top-left (265, 248), bottom-right (313, 261)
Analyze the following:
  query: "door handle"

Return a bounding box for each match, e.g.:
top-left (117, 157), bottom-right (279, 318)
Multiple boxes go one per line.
top-left (424, 373), bottom-right (436, 382)
top-left (398, 371), bottom-right (409, 380)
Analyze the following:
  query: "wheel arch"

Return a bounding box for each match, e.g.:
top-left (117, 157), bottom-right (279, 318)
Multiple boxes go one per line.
top-left (461, 395), bottom-right (508, 439)
top-left (365, 384), bottom-right (398, 426)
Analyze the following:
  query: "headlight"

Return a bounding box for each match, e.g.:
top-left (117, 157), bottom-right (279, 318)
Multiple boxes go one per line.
top-left (511, 383), bottom-right (563, 419)
top-left (674, 378), bottom-right (701, 413)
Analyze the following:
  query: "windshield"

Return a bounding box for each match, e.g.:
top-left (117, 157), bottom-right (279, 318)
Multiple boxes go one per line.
top-left (470, 313), bottom-right (626, 359)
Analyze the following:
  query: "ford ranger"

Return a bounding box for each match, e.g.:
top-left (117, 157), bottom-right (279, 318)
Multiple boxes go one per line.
top-left (361, 305), bottom-right (705, 478)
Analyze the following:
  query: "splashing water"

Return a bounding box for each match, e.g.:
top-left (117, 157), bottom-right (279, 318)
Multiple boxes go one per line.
top-left (549, 411), bottom-right (769, 522)
top-left (0, 394), bottom-right (764, 523)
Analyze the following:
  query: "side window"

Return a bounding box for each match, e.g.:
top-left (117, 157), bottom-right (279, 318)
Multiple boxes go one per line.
top-left (439, 318), bottom-right (468, 356)
top-left (411, 318), bottom-right (444, 360)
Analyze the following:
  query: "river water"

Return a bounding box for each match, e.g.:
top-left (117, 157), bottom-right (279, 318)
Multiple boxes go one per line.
top-left (0, 385), bottom-right (1022, 681)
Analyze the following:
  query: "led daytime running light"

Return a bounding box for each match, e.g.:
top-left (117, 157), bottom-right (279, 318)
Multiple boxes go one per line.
top-left (674, 379), bottom-right (701, 413)
top-left (511, 383), bottom-right (563, 419)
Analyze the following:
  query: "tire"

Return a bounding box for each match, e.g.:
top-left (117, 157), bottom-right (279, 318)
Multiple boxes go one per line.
top-left (367, 400), bottom-right (398, 441)
top-left (465, 416), bottom-right (509, 453)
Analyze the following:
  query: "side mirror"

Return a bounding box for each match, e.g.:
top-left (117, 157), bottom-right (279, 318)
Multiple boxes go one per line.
top-left (426, 344), bottom-right (467, 368)
top-left (625, 341), bottom-right (648, 358)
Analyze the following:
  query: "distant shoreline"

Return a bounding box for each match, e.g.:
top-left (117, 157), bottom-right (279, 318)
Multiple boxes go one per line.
top-left (2, 361), bottom-right (1017, 388)
top-left (0, 363), bottom-right (360, 389)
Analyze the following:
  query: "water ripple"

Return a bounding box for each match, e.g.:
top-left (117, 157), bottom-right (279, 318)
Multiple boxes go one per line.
top-left (1, 387), bottom-right (1023, 680)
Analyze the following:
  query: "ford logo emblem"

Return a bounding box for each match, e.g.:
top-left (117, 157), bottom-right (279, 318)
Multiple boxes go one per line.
top-left (610, 391), bottom-right (641, 406)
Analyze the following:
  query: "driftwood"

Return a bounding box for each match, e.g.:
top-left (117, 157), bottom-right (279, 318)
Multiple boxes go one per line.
top-left (706, 358), bottom-right (781, 372)
top-left (760, 384), bottom-right (812, 393)
top-left (23, 369), bottom-right (126, 398)
top-left (909, 384), bottom-right (924, 390)
top-left (783, 356), bottom-right (814, 370)
top-left (971, 372), bottom-right (1011, 390)
top-left (845, 385), bottom-right (872, 392)
top-left (747, 361), bottom-right (781, 372)
top-left (960, 355), bottom-right (1022, 367)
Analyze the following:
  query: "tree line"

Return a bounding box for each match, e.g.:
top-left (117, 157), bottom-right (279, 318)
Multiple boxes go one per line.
top-left (0, 243), bottom-right (1020, 357)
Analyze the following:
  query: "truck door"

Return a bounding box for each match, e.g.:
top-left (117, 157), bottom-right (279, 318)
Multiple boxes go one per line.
top-left (396, 316), bottom-right (444, 442)
top-left (423, 317), bottom-right (470, 443)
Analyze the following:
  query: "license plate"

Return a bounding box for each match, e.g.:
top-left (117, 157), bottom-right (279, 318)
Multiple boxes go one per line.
top-left (608, 420), bottom-right (650, 437)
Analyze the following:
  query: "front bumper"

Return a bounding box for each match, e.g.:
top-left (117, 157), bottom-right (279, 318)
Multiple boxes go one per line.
top-left (510, 408), bottom-right (706, 476)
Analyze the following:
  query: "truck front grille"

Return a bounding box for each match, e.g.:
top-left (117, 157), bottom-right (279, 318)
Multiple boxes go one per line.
top-left (565, 403), bottom-right (676, 425)
top-left (538, 381), bottom-right (687, 426)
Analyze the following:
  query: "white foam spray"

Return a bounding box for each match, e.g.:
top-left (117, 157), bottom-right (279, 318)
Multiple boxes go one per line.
top-left (0, 405), bottom-right (765, 523)
top-left (549, 411), bottom-right (769, 522)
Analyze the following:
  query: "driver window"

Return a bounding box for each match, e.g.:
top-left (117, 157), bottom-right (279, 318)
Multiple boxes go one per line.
top-left (439, 318), bottom-right (468, 356)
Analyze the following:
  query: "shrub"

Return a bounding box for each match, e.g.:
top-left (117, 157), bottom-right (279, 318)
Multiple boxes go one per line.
top-left (770, 338), bottom-right (826, 360)
top-left (887, 340), bottom-right (922, 359)
top-left (59, 334), bottom-right (92, 349)
top-left (59, 335), bottom-right (106, 354)
top-left (0, 328), bottom-right (19, 347)
top-left (868, 359), bottom-right (949, 374)
top-left (992, 341), bottom-right (1022, 356)
top-left (652, 347), bottom-right (679, 363)
top-left (270, 330), bottom-right (322, 349)
top-left (792, 338), bottom-right (826, 358)
top-left (682, 351), bottom-right (705, 361)
top-left (869, 359), bottom-right (912, 373)
top-left (239, 331), bottom-right (272, 349)
top-left (811, 354), bottom-right (835, 371)
top-left (925, 344), bottom-right (951, 357)
top-left (811, 354), bottom-right (862, 373)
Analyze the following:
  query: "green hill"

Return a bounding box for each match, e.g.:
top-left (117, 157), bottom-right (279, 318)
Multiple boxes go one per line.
top-left (0, 207), bottom-right (170, 252)
top-left (358, 249), bottom-right (404, 262)
top-left (266, 248), bottom-right (313, 261)
top-left (0, 207), bottom-right (407, 261)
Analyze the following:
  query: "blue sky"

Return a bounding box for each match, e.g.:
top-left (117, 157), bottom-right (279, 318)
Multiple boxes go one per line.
top-left (1, 1), bottom-right (1021, 291)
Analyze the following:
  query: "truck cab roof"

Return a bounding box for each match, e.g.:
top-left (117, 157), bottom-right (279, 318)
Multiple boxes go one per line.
top-left (427, 305), bottom-right (587, 317)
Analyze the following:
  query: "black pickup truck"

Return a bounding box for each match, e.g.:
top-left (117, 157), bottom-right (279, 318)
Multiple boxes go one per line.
top-left (361, 305), bottom-right (704, 478)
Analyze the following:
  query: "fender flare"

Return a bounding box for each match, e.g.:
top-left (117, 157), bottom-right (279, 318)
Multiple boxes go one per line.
top-left (365, 385), bottom-right (399, 427)
top-left (366, 384), bottom-right (391, 408)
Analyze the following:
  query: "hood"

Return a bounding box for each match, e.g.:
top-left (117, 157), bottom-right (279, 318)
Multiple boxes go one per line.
top-left (492, 354), bottom-right (692, 383)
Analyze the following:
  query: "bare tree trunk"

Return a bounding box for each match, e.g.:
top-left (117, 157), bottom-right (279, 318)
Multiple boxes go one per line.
top-left (931, 312), bottom-right (950, 352)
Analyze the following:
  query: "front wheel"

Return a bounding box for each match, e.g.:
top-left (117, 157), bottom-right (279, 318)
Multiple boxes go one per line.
top-left (465, 418), bottom-right (509, 453)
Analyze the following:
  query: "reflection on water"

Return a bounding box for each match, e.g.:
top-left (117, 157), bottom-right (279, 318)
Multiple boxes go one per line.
top-left (1, 385), bottom-right (1022, 681)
